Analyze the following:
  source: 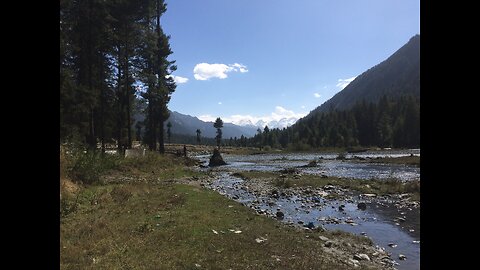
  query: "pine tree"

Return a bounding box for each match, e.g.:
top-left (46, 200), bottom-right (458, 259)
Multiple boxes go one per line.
top-left (214, 118), bottom-right (224, 149)
top-left (196, 129), bottom-right (202, 145)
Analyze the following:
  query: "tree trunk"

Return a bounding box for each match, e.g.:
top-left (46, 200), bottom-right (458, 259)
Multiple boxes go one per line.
top-left (87, 0), bottom-right (95, 150)
top-left (117, 45), bottom-right (124, 154)
top-left (99, 54), bottom-right (105, 154)
top-left (158, 114), bottom-right (165, 153)
top-left (156, 0), bottom-right (165, 154)
top-left (147, 83), bottom-right (156, 151)
top-left (125, 27), bottom-right (132, 149)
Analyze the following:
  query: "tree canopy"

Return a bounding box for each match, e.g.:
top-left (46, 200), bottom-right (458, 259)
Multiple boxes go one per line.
top-left (60, 0), bottom-right (176, 154)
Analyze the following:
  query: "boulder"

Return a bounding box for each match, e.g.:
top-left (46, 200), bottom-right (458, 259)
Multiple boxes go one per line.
top-left (208, 149), bottom-right (227, 166)
top-left (357, 202), bottom-right (367, 210)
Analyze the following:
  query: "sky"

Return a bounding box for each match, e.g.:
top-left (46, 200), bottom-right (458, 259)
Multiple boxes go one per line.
top-left (161, 0), bottom-right (420, 126)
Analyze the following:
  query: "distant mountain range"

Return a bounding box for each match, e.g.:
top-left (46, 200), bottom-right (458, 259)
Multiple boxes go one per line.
top-left (310, 34), bottom-right (420, 115)
top-left (232, 118), bottom-right (299, 130)
top-left (133, 109), bottom-right (258, 139)
top-left (166, 111), bottom-right (258, 138)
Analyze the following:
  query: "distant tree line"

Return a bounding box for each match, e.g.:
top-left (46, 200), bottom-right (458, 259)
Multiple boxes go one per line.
top-left (60, 0), bottom-right (176, 154)
top-left (166, 133), bottom-right (217, 146)
top-left (247, 95), bottom-right (420, 149)
top-left (165, 132), bottom-right (250, 147)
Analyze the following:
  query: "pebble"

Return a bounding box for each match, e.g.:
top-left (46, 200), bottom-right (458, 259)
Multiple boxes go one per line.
top-left (353, 253), bottom-right (371, 261)
top-left (319, 236), bottom-right (329, 241)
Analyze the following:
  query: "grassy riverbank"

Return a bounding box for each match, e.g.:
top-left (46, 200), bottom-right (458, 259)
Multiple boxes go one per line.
top-left (60, 148), bottom-right (389, 269)
top-left (234, 171), bottom-right (420, 202)
top-left (365, 155), bottom-right (420, 166)
top-left (166, 143), bottom-right (417, 156)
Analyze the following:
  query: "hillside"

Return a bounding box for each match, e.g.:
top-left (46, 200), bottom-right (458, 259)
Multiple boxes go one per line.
top-left (167, 111), bottom-right (258, 138)
top-left (312, 35), bottom-right (420, 114)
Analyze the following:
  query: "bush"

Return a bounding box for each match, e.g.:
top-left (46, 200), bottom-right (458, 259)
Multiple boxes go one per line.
top-left (69, 151), bottom-right (121, 184)
top-left (336, 152), bottom-right (347, 160)
top-left (274, 178), bottom-right (293, 189)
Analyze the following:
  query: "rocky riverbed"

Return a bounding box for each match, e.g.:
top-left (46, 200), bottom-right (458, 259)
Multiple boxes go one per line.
top-left (186, 150), bottom-right (420, 270)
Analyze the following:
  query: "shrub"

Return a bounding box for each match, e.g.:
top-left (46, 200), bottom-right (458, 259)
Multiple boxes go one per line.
top-left (336, 152), bottom-right (347, 160)
top-left (274, 178), bottom-right (293, 189)
top-left (69, 151), bottom-right (121, 184)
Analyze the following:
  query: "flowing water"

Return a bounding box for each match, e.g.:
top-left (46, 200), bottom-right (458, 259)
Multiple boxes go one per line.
top-left (195, 149), bottom-right (420, 270)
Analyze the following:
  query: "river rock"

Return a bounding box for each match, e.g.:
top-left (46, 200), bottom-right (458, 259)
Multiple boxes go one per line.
top-left (357, 202), bottom-right (367, 210)
top-left (319, 236), bottom-right (329, 241)
top-left (399, 254), bottom-right (407, 260)
top-left (348, 258), bottom-right (360, 268)
top-left (324, 241), bottom-right (334, 248)
top-left (324, 185), bottom-right (335, 190)
top-left (395, 217), bottom-right (406, 222)
top-left (305, 222), bottom-right (315, 229)
top-left (276, 211), bottom-right (284, 219)
top-left (354, 254), bottom-right (371, 261)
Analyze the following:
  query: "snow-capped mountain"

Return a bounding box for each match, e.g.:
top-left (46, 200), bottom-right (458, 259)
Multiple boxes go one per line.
top-left (231, 117), bottom-right (300, 129)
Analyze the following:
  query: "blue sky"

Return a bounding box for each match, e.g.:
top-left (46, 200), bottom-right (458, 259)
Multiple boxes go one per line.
top-left (161, 0), bottom-right (420, 126)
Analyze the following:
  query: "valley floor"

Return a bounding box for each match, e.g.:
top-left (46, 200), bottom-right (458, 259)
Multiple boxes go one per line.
top-left (60, 150), bottom-right (394, 269)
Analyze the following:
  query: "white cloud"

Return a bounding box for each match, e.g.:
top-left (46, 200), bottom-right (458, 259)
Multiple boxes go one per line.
top-left (314, 93), bottom-right (321, 98)
top-left (231, 63), bottom-right (248, 73)
top-left (301, 105), bottom-right (306, 109)
top-left (218, 102), bottom-right (222, 105)
top-left (193, 62), bottom-right (248, 80)
top-left (336, 76), bottom-right (356, 89)
top-left (165, 75), bottom-right (189, 84)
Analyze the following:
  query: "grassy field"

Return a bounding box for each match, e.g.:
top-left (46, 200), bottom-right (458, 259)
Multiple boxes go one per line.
top-left (61, 182), bottom-right (381, 269)
top-left (60, 147), bottom-right (386, 269)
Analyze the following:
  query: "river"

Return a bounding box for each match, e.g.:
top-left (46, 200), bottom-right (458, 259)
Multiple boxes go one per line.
top-left (193, 149), bottom-right (420, 270)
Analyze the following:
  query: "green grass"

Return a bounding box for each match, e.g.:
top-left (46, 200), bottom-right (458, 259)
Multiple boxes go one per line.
top-left (61, 146), bottom-right (390, 269)
top-left (233, 171), bottom-right (420, 202)
top-left (366, 155), bottom-right (420, 166)
top-left (107, 152), bottom-right (205, 182)
top-left (61, 182), bottom-right (378, 270)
